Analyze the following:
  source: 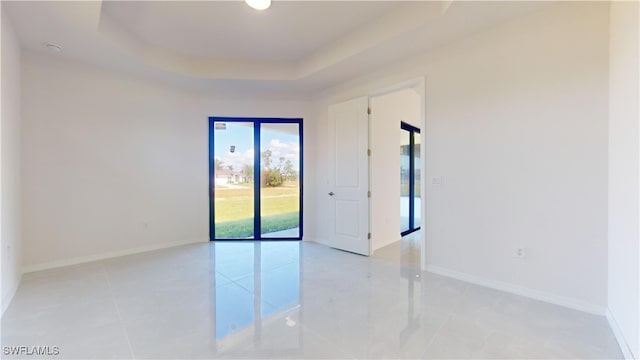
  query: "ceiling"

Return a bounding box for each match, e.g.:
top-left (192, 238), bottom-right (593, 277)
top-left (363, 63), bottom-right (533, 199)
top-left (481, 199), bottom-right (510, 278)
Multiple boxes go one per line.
top-left (4, 1), bottom-right (550, 99)
top-left (102, 1), bottom-right (400, 61)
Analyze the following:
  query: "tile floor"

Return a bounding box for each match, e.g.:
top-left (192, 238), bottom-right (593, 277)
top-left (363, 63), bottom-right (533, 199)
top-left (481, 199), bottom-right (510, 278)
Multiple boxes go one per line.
top-left (1, 237), bottom-right (622, 359)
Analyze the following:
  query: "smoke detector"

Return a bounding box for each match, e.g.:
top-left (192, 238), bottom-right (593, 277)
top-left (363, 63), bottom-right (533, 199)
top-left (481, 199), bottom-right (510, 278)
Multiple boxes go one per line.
top-left (44, 43), bottom-right (63, 53)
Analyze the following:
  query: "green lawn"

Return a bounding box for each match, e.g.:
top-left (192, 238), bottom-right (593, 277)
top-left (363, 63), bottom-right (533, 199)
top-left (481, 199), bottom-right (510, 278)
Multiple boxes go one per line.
top-left (214, 182), bottom-right (299, 238)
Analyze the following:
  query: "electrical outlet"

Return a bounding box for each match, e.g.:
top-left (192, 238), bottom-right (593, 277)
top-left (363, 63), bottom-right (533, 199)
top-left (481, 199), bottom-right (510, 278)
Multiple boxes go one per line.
top-left (144, 222), bottom-right (149, 231)
top-left (431, 176), bottom-right (442, 186)
top-left (515, 247), bottom-right (525, 258)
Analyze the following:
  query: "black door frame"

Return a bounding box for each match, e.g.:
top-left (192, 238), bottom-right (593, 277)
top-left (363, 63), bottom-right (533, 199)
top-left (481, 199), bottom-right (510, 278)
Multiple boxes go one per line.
top-left (401, 121), bottom-right (421, 237)
top-left (209, 117), bottom-right (303, 241)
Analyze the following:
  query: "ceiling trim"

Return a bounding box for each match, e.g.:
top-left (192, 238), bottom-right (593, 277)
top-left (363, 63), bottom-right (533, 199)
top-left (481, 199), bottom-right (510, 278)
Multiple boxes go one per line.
top-left (97, 1), bottom-right (449, 81)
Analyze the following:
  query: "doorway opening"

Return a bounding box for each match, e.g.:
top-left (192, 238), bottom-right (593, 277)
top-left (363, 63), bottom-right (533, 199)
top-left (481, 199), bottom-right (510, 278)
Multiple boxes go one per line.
top-left (401, 122), bottom-right (421, 236)
top-left (209, 117), bottom-right (303, 241)
top-left (368, 77), bottom-right (426, 270)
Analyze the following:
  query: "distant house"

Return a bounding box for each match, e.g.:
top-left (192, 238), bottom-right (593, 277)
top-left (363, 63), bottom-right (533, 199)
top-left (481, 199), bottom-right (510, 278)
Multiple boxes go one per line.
top-left (215, 169), bottom-right (245, 185)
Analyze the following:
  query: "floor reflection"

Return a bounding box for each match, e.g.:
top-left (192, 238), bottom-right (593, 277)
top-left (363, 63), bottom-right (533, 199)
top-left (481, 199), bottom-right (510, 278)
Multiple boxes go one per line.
top-left (399, 233), bottom-right (421, 349)
top-left (1, 235), bottom-right (622, 359)
top-left (208, 235), bottom-right (424, 357)
top-left (209, 241), bottom-right (302, 354)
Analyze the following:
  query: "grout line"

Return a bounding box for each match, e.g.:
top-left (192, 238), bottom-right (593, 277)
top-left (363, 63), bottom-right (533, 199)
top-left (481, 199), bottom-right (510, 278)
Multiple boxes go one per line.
top-left (421, 312), bottom-right (453, 356)
top-left (421, 281), bottom-right (472, 356)
top-left (101, 262), bottom-right (137, 359)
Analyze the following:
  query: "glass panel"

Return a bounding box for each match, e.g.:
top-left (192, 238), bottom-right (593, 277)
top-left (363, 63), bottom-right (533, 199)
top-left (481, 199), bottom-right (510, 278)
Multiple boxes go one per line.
top-left (260, 123), bottom-right (301, 238)
top-left (414, 132), bottom-right (422, 229)
top-left (400, 129), bottom-right (411, 233)
top-left (213, 121), bottom-right (255, 239)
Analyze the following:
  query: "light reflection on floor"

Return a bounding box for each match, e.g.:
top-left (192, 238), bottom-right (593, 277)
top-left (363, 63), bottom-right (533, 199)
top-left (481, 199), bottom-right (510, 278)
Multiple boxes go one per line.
top-left (1, 236), bottom-right (623, 359)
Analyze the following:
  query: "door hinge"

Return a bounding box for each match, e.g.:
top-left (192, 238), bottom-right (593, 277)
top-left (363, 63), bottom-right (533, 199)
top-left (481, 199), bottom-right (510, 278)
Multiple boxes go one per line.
top-left (367, 149), bottom-right (371, 156)
top-left (367, 107), bottom-right (371, 115)
top-left (367, 191), bottom-right (371, 198)
top-left (367, 233), bottom-right (371, 240)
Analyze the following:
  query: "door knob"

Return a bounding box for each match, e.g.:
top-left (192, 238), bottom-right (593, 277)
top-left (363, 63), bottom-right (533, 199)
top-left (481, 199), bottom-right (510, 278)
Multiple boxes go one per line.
top-left (328, 192), bottom-right (335, 196)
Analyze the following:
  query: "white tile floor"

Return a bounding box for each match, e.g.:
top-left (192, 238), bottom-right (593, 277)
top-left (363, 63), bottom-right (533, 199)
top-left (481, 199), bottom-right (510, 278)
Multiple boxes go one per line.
top-left (2, 238), bottom-right (622, 359)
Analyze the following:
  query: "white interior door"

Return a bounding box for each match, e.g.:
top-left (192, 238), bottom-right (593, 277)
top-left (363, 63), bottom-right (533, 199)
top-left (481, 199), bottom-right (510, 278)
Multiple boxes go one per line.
top-left (328, 97), bottom-right (370, 256)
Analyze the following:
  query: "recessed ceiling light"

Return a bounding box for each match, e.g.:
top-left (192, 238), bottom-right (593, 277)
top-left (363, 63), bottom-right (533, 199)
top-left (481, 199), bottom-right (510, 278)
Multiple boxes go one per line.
top-left (44, 43), bottom-right (63, 53)
top-left (245, 0), bottom-right (271, 11)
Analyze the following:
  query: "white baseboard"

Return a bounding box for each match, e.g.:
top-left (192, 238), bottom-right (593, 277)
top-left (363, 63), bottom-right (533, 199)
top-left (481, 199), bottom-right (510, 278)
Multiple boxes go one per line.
top-left (426, 265), bottom-right (606, 316)
top-left (304, 236), bottom-right (330, 246)
top-left (302, 235), bottom-right (316, 242)
top-left (607, 309), bottom-right (636, 359)
top-left (22, 238), bottom-right (208, 274)
top-left (371, 236), bottom-right (402, 253)
top-left (1, 273), bottom-right (22, 317)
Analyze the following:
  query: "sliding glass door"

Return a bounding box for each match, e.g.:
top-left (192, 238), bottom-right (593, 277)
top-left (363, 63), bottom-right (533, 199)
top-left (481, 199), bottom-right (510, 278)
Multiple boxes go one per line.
top-left (260, 123), bottom-right (301, 239)
top-left (209, 118), bottom-right (303, 240)
top-left (211, 121), bottom-right (256, 239)
top-left (400, 122), bottom-right (421, 236)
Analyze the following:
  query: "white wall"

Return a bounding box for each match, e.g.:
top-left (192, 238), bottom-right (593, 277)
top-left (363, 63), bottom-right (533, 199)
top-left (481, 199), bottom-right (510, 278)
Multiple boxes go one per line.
top-left (21, 51), bottom-right (311, 270)
top-left (1, 7), bottom-right (23, 314)
top-left (309, 2), bottom-right (610, 312)
top-left (607, 1), bottom-right (639, 358)
top-left (12, 0), bottom-right (620, 324)
top-left (370, 89), bottom-right (420, 251)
